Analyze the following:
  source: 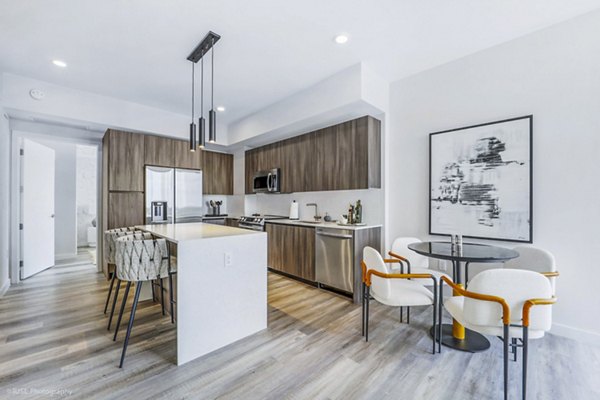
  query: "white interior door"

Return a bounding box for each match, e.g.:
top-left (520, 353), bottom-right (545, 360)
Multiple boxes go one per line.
top-left (21, 139), bottom-right (55, 279)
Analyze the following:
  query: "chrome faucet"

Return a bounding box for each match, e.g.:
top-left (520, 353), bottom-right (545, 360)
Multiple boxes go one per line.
top-left (306, 203), bottom-right (320, 220)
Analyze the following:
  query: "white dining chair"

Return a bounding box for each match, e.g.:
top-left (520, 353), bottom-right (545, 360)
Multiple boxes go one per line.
top-left (504, 245), bottom-right (558, 295)
top-left (441, 269), bottom-right (556, 400)
top-left (361, 246), bottom-right (440, 354)
top-left (388, 237), bottom-right (451, 323)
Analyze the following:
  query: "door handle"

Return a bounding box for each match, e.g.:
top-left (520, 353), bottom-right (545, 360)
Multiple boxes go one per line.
top-left (317, 232), bottom-right (353, 239)
top-left (267, 173), bottom-right (272, 191)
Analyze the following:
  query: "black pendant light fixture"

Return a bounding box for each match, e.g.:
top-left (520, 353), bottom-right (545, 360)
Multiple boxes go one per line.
top-left (198, 55), bottom-right (206, 149)
top-left (187, 31), bottom-right (220, 151)
top-left (208, 37), bottom-right (217, 143)
top-left (189, 63), bottom-right (197, 151)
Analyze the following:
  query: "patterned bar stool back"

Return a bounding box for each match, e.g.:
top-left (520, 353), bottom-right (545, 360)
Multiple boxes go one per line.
top-left (115, 236), bottom-right (170, 282)
top-left (104, 227), bottom-right (135, 264)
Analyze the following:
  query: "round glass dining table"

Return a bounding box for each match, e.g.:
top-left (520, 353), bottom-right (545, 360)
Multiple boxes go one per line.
top-left (408, 241), bottom-right (519, 352)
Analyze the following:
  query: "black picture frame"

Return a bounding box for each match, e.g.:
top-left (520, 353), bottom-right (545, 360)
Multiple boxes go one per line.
top-left (429, 114), bottom-right (533, 243)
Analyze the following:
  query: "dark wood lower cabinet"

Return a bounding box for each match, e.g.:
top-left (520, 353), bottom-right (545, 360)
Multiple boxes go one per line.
top-left (225, 218), bottom-right (239, 228)
top-left (266, 223), bottom-right (315, 282)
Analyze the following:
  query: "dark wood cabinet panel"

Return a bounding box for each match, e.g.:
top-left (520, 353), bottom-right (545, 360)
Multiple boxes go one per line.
top-left (281, 133), bottom-right (315, 193)
top-left (267, 223), bottom-right (315, 282)
top-left (107, 130), bottom-right (145, 191)
top-left (367, 116), bottom-right (382, 188)
top-left (313, 126), bottom-right (337, 192)
top-left (245, 149), bottom-right (258, 194)
top-left (246, 115), bottom-right (381, 193)
top-left (225, 218), bottom-right (239, 228)
top-left (173, 139), bottom-right (203, 170)
top-left (107, 192), bottom-right (144, 230)
top-left (145, 135), bottom-right (175, 167)
top-left (256, 142), bottom-right (282, 172)
top-left (203, 151), bottom-right (233, 195)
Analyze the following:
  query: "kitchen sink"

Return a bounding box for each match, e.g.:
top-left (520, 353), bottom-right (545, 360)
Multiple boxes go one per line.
top-left (300, 220), bottom-right (323, 224)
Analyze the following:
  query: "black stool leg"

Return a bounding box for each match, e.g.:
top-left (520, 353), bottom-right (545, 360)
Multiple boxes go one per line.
top-left (168, 273), bottom-right (175, 324)
top-left (503, 324), bottom-right (509, 400)
top-left (159, 278), bottom-right (165, 316)
top-left (119, 281), bottom-right (142, 368)
top-left (107, 279), bottom-right (121, 331)
top-left (104, 272), bottom-right (116, 314)
top-left (113, 282), bottom-right (132, 341)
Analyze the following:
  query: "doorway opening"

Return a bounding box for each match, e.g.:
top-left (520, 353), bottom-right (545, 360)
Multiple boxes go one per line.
top-left (16, 136), bottom-right (99, 280)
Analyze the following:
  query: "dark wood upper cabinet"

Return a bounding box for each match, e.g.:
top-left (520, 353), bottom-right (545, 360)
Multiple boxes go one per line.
top-left (144, 135), bottom-right (175, 167)
top-left (281, 132), bottom-right (315, 193)
top-left (107, 129), bottom-right (145, 192)
top-left (107, 192), bottom-right (144, 229)
top-left (246, 115), bottom-right (381, 193)
top-left (245, 149), bottom-right (258, 194)
top-left (173, 139), bottom-right (203, 170)
top-left (313, 126), bottom-right (337, 191)
top-left (203, 151), bottom-right (233, 195)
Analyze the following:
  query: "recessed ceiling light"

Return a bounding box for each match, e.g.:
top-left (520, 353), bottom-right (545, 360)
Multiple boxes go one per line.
top-left (216, 106), bottom-right (226, 112)
top-left (52, 59), bottom-right (67, 68)
top-left (334, 34), bottom-right (349, 44)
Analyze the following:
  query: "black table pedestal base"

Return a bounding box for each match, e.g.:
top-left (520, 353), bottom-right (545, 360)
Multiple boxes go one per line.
top-left (430, 324), bottom-right (490, 353)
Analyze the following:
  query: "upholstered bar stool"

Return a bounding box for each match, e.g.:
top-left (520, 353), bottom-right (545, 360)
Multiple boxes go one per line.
top-left (104, 229), bottom-right (151, 331)
top-left (112, 235), bottom-right (175, 368)
top-left (104, 228), bottom-right (135, 315)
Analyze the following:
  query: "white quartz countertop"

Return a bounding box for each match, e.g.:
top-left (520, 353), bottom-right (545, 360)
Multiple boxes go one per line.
top-left (136, 222), bottom-right (261, 243)
top-left (265, 219), bottom-right (382, 231)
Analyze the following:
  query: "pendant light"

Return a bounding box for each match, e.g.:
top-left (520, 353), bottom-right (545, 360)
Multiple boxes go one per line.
top-left (187, 31), bottom-right (220, 148)
top-left (208, 37), bottom-right (217, 143)
top-left (189, 63), bottom-right (197, 151)
top-left (198, 55), bottom-right (206, 149)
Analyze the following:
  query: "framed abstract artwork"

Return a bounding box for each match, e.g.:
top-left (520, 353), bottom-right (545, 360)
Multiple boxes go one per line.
top-left (429, 115), bottom-right (533, 242)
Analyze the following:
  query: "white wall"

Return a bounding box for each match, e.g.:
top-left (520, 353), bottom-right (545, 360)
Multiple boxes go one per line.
top-left (228, 64), bottom-right (387, 148)
top-left (388, 10), bottom-right (600, 342)
top-left (0, 106), bottom-right (10, 295)
top-left (245, 190), bottom-right (382, 225)
top-left (1, 73), bottom-right (228, 145)
top-left (76, 145), bottom-right (97, 247)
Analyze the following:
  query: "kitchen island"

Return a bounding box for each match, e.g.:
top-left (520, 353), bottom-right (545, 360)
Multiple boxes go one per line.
top-left (136, 223), bottom-right (267, 366)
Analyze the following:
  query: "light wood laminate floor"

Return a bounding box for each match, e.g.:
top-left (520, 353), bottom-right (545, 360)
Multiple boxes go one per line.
top-left (1, 263), bottom-right (598, 399)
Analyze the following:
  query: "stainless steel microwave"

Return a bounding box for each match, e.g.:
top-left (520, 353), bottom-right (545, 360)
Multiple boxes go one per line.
top-left (253, 168), bottom-right (280, 193)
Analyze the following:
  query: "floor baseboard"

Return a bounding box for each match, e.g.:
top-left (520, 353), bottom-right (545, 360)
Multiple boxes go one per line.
top-left (551, 323), bottom-right (600, 347)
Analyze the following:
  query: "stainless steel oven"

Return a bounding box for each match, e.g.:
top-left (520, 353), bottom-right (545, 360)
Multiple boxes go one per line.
top-left (253, 168), bottom-right (280, 193)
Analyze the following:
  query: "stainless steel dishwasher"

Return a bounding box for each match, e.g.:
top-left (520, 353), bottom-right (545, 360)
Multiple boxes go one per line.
top-left (315, 227), bottom-right (354, 293)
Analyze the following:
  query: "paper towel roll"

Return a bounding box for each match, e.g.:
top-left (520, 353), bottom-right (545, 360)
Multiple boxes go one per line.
top-left (289, 200), bottom-right (299, 220)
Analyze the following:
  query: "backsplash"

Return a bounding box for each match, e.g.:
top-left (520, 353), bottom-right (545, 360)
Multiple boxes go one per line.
top-left (244, 189), bottom-right (384, 224)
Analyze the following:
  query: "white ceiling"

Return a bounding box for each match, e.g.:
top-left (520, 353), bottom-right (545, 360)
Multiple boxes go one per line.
top-left (1, 0), bottom-right (599, 126)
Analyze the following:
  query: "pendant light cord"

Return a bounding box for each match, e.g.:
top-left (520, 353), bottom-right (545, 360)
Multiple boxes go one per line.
top-left (200, 55), bottom-right (204, 116)
top-left (191, 63), bottom-right (195, 121)
top-left (211, 38), bottom-right (214, 110)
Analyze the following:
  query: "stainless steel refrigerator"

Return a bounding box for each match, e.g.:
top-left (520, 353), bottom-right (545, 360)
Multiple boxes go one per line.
top-left (145, 166), bottom-right (203, 224)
